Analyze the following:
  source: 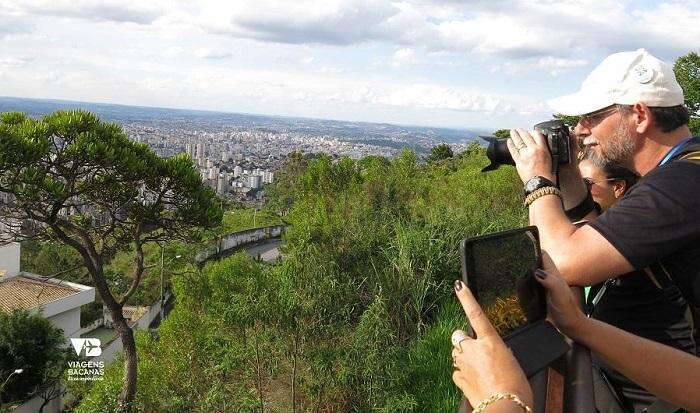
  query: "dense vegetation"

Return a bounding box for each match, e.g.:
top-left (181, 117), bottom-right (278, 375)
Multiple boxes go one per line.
top-left (75, 145), bottom-right (526, 412)
top-left (0, 310), bottom-right (67, 410)
top-left (1, 110), bottom-right (223, 410)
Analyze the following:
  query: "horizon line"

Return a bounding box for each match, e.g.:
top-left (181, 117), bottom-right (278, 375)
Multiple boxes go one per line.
top-left (0, 95), bottom-right (492, 134)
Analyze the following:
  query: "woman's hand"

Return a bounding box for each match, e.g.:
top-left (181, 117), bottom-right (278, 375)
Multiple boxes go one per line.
top-left (451, 280), bottom-right (533, 408)
top-left (535, 252), bottom-right (589, 341)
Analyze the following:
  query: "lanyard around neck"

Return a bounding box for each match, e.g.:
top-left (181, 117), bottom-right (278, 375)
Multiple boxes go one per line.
top-left (658, 136), bottom-right (698, 167)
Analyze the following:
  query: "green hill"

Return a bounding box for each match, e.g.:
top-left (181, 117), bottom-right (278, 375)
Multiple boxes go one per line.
top-left (75, 146), bottom-right (526, 412)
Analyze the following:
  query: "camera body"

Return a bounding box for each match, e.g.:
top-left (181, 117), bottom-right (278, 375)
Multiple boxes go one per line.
top-left (481, 120), bottom-right (572, 172)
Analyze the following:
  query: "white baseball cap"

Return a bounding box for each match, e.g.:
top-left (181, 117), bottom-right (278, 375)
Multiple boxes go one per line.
top-left (548, 49), bottom-right (684, 116)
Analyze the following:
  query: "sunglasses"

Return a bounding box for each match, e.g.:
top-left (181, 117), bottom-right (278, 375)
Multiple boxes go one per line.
top-left (583, 177), bottom-right (620, 187)
top-left (579, 105), bottom-right (620, 128)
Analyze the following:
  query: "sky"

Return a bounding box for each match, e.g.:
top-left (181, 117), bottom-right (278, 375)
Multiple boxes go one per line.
top-left (1, 0), bottom-right (699, 129)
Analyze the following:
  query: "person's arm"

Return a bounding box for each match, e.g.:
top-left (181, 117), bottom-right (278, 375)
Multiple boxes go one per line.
top-left (535, 259), bottom-right (700, 412)
top-left (507, 129), bottom-right (634, 285)
top-left (574, 318), bottom-right (700, 411)
top-left (527, 196), bottom-right (632, 285)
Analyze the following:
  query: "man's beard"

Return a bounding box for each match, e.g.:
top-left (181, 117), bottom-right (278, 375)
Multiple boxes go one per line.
top-left (588, 121), bottom-right (635, 168)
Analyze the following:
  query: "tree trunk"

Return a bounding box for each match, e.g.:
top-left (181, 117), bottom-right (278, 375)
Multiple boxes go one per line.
top-left (110, 306), bottom-right (138, 413)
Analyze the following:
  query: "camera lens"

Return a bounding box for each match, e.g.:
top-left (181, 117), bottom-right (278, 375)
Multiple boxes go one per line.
top-left (481, 136), bottom-right (515, 172)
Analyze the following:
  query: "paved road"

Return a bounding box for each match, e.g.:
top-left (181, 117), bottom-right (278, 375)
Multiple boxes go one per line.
top-left (245, 238), bottom-right (282, 262)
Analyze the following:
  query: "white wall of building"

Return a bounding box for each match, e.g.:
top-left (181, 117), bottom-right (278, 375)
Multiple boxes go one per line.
top-left (46, 307), bottom-right (82, 340)
top-left (0, 242), bottom-right (20, 280)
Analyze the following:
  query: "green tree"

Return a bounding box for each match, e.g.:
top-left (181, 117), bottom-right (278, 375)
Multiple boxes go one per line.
top-left (0, 110), bottom-right (222, 411)
top-left (20, 240), bottom-right (84, 282)
top-left (553, 114), bottom-right (582, 129)
top-left (75, 147), bottom-right (525, 412)
top-left (674, 51), bottom-right (700, 135)
top-left (427, 143), bottom-right (454, 163)
top-left (493, 129), bottom-right (510, 139)
top-left (0, 310), bottom-right (67, 409)
top-left (266, 150), bottom-right (310, 212)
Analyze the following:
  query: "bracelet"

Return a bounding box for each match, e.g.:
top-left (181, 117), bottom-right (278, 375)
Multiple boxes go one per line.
top-left (473, 392), bottom-right (532, 413)
top-left (523, 186), bottom-right (562, 207)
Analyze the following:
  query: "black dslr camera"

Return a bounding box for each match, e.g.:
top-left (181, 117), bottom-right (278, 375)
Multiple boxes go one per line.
top-left (481, 120), bottom-right (572, 172)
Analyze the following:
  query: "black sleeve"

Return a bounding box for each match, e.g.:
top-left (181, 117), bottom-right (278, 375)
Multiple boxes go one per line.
top-left (588, 161), bottom-right (700, 270)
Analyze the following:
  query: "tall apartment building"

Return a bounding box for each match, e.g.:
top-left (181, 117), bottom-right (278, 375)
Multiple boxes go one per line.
top-left (248, 175), bottom-right (262, 190)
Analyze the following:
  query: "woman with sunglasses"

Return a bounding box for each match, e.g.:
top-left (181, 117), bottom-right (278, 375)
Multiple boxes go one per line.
top-left (578, 155), bottom-right (639, 211)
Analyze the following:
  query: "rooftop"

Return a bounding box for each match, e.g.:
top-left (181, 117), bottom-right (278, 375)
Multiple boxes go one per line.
top-left (0, 274), bottom-right (82, 312)
top-left (122, 306), bottom-right (148, 321)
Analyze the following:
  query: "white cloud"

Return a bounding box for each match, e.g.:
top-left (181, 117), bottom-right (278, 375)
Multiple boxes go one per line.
top-left (0, 5), bottom-right (33, 37)
top-left (535, 57), bottom-right (589, 76)
top-left (199, 0), bottom-right (399, 45)
top-left (0, 57), bottom-right (29, 68)
top-left (9, 0), bottom-right (166, 24)
top-left (390, 47), bottom-right (420, 67)
top-left (194, 48), bottom-right (236, 60)
top-left (189, 0), bottom-right (700, 62)
top-left (634, 3), bottom-right (700, 54)
top-left (3, 0), bottom-right (699, 128)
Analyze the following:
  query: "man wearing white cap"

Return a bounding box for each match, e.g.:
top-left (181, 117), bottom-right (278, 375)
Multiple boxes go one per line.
top-left (506, 49), bottom-right (699, 412)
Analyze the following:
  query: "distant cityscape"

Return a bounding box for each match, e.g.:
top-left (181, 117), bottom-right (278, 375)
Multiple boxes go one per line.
top-left (0, 96), bottom-right (487, 203)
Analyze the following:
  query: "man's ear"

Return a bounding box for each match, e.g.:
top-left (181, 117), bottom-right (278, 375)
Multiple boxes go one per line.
top-left (632, 103), bottom-right (653, 134)
top-left (612, 181), bottom-right (627, 199)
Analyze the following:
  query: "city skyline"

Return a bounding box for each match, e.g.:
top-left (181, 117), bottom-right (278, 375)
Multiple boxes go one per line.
top-left (1, 1), bottom-right (698, 129)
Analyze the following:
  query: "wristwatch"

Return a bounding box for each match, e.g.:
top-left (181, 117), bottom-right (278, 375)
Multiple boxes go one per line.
top-left (523, 176), bottom-right (556, 196)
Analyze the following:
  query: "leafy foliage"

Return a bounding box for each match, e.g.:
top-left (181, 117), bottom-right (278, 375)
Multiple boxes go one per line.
top-left (77, 145), bottom-right (524, 412)
top-left (0, 110), bottom-right (223, 410)
top-left (427, 143), bottom-right (454, 163)
top-left (674, 52), bottom-right (700, 136)
top-left (553, 114), bottom-right (581, 129)
top-left (0, 310), bottom-right (68, 405)
top-left (674, 52), bottom-right (700, 116)
top-left (493, 129), bottom-right (510, 139)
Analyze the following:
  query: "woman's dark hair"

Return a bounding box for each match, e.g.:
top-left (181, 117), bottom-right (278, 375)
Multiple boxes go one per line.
top-left (602, 162), bottom-right (639, 190)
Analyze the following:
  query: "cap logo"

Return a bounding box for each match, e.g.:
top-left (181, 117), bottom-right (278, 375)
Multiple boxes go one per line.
top-left (632, 64), bottom-right (654, 84)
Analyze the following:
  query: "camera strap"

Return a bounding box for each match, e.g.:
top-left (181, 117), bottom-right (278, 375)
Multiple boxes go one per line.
top-left (589, 282), bottom-right (609, 309)
top-left (587, 278), bottom-right (617, 315)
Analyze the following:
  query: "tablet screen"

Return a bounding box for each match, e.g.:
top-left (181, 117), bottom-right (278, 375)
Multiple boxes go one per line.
top-left (460, 227), bottom-right (546, 337)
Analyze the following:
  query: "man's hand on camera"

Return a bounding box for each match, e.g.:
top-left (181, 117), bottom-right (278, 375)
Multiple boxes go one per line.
top-left (506, 129), bottom-right (554, 183)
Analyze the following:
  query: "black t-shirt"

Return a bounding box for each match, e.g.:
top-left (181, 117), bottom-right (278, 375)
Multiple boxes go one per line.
top-left (588, 151), bottom-right (700, 334)
top-left (586, 146), bottom-right (700, 411)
